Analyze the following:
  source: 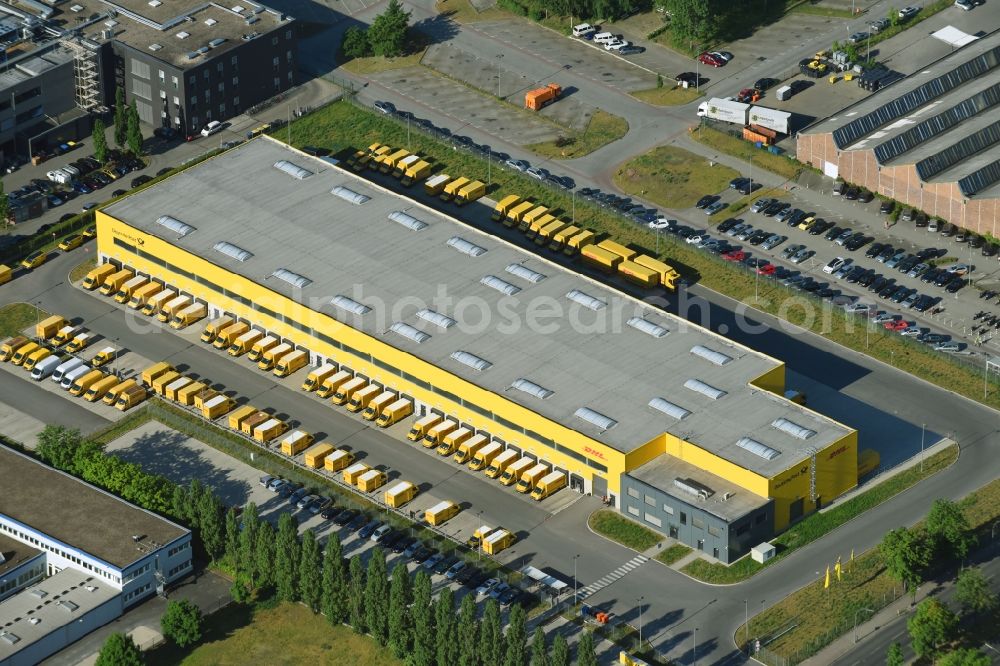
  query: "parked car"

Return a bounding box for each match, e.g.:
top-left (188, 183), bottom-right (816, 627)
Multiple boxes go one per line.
top-left (374, 100), bottom-right (396, 115)
top-left (898, 5), bottom-right (920, 19)
top-left (696, 194), bottom-right (719, 209)
top-left (505, 158), bottom-right (529, 172)
top-left (698, 52), bottom-right (725, 67)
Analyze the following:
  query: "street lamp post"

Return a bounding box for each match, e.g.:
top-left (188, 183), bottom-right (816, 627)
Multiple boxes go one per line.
top-left (745, 599), bottom-right (749, 653)
top-left (638, 595), bottom-right (645, 648)
top-left (573, 553), bottom-right (580, 605)
top-left (496, 54), bottom-right (504, 98)
top-left (920, 422), bottom-right (926, 472)
top-left (854, 608), bottom-right (875, 643)
top-left (487, 148), bottom-right (491, 186)
top-left (693, 627), bottom-right (699, 665)
top-left (572, 189), bottom-right (576, 226)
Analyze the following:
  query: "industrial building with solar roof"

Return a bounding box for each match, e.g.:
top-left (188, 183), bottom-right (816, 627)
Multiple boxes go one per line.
top-left (797, 31), bottom-right (1000, 237)
top-left (95, 136), bottom-right (858, 563)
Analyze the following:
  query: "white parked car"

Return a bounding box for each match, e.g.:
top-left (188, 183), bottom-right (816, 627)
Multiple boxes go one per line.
top-left (823, 257), bottom-right (847, 274)
top-left (686, 233), bottom-right (709, 245)
top-left (525, 166), bottom-right (548, 180)
top-left (573, 23), bottom-right (596, 37)
top-left (201, 120), bottom-right (223, 137)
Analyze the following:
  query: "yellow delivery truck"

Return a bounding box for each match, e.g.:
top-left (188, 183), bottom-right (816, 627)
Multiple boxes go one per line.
top-left (422, 420), bottom-right (457, 449)
top-left (82, 264), bottom-right (115, 290)
top-left (23, 347), bottom-right (52, 372)
top-left (469, 441), bottom-right (503, 471)
top-left (99, 268), bottom-right (133, 296)
top-left (201, 315), bottom-right (234, 344)
top-left (52, 325), bottom-right (81, 346)
top-left (65, 331), bottom-right (93, 353)
top-left (357, 469), bottom-right (387, 492)
top-left (115, 384), bottom-right (147, 411)
top-left (302, 362), bottom-right (337, 392)
top-left (499, 456), bottom-right (534, 486)
top-left (303, 442), bottom-right (336, 469)
top-left (324, 449), bottom-right (354, 473)
top-left (401, 160), bottom-right (431, 186)
top-left (483, 529), bottom-right (516, 555)
top-left (114, 275), bottom-right (149, 304)
top-left (530, 471), bottom-right (567, 501)
top-left (103, 379), bottom-right (134, 405)
top-left (142, 289), bottom-right (176, 316)
top-left (228, 329), bottom-right (263, 357)
top-left (317, 369), bottom-right (352, 399)
top-left (84, 375), bottom-right (120, 402)
top-left (176, 381), bottom-right (207, 406)
top-left (343, 462), bottom-right (370, 485)
top-left (492, 195), bottom-right (521, 222)
top-left (376, 398), bottom-right (413, 427)
top-left (453, 433), bottom-right (488, 465)
top-left (384, 481), bottom-right (417, 508)
top-left (252, 418), bottom-right (289, 444)
top-left (331, 376), bottom-right (366, 406)
top-left (213, 322), bottom-right (249, 349)
top-left (141, 361), bottom-right (174, 386)
top-left (157, 295), bottom-right (190, 322)
top-left (170, 302), bottom-right (207, 329)
top-left (258, 342), bottom-right (291, 371)
top-left (441, 176), bottom-right (470, 202)
top-left (274, 349), bottom-right (308, 378)
top-left (407, 413), bottom-right (442, 441)
top-left (1, 336), bottom-right (29, 362)
top-left (516, 463), bottom-right (550, 494)
top-left (279, 429), bottom-right (314, 455)
top-left (505, 200), bottom-right (535, 228)
top-left (11, 342), bottom-right (40, 366)
top-left (247, 335), bottom-right (278, 363)
top-left (466, 525), bottom-right (494, 549)
top-left (437, 426), bottom-right (471, 457)
top-left (424, 173), bottom-right (451, 196)
top-left (347, 384), bottom-right (380, 413)
top-left (455, 180), bottom-right (486, 206)
top-left (363, 391), bottom-right (396, 421)
top-left (70, 369), bottom-right (105, 397)
top-left (128, 282), bottom-right (162, 310)
top-left (564, 229), bottom-right (595, 256)
top-left (425, 501), bottom-right (460, 526)
top-left (484, 448), bottom-right (518, 478)
top-left (36, 315), bottom-right (67, 340)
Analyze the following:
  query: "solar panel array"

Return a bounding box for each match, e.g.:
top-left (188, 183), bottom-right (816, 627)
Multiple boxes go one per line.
top-left (916, 119), bottom-right (1000, 181)
top-left (832, 45), bottom-right (1000, 149)
top-left (959, 158), bottom-right (1000, 197)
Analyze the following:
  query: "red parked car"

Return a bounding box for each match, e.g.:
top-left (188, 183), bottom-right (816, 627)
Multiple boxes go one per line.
top-left (884, 319), bottom-right (908, 331)
top-left (698, 52), bottom-right (724, 67)
top-left (723, 249), bottom-right (746, 262)
top-left (756, 263), bottom-right (776, 276)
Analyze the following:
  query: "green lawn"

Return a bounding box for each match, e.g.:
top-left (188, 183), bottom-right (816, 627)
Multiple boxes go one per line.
top-left (340, 50), bottom-right (427, 75)
top-left (684, 444), bottom-right (958, 584)
top-left (147, 602), bottom-right (401, 666)
top-left (0, 302), bottom-right (49, 338)
top-left (655, 544), bottom-right (693, 566)
top-left (526, 110), bottom-right (629, 159)
top-left (589, 509), bottom-right (662, 552)
top-left (630, 86), bottom-right (703, 107)
top-left (69, 257), bottom-right (96, 283)
top-left (689, 125), bottom-right (803, 181)
top-left (790, 3), bottom-right (854, 17)
top-left (613, 145), bottom-right (739, 209)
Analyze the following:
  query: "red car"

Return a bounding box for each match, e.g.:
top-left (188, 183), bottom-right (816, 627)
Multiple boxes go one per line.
top-left (884, 319), bottom-right (908, 331)
top-left (756, 263), bottom-right (776, 276)
top-left (698, 52), bottom-right (724, 67)
top-left (723, 249), bottom-right (746, 262)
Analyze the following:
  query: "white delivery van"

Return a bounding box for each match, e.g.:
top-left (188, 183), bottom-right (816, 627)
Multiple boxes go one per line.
top-left (201, 121), bottom-right (222, 137)
top-left (51, 357), bottom-right (86, 384)
top-left (61, 364), bottom-right (91, 390)
top-left (593, 31), bottom-right (617, 45)
top-left (31, 355), bottom-right (62, 381)
top-left (573, 23), bottom-right (596, 37)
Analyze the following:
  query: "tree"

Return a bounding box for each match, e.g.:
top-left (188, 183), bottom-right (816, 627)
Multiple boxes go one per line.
top-left (95, 632), bottom-right (143, 666)
top-left (577, 631), bottom-right (597, 666)
top-left (36, 425), bottom-right (84, 471)
top-left (530, 626), bottom-right (549, 666)
top-left (321, 534), bottom-right (348, 625)
top-left (186, 479), bottom-right (205, 525)
top-left (253, 521), bottom-right (275, 589)
top-left (480, 599), bottom-right (504, 666)
top-left (880, 526), bottom-right (931, 592)
top-left (223, 507), bottom-right (239, 567)
top-left (389, 563), bottom-right (413, 658)
top-left (127, 100), bottom-right (143, 156)
top-left (298, 529), bottom-right (322, 612)
top-left (551, 634), bottom-right (569, 666)
top-left (886, 641), bottom-right (904, 666)
top-left (92, 119), bottom-right (108, 164)
top-left (664, 0), bottom-right (716, 47)
top-left (907, 599), bottom-right (958, 660)
top-left (348, 554), bottom-right (366, 633)
top-left (114, 87), bottom-right (127, 148)
top-left (365, 546), bottom-right (390, 644)
top-left (160, 599), bottom-right (203, 647)
top-left (504, 603), bottom-right (527, 666)
top-left (938, 648), bottom-right (991, 666)
top-left (170, 485), bottom-right (189, 524)
top-left (410, 570), bottom-right (435, 666)
top-left (926, 499), bottom-right (974, 560)
top-left (237, 503), bottom-right (260, 586)
top-left (434, 586), bottom-right (457, 666)
top-left (342, 26), bottom-right (371, 59)
top-left (955, 567), bottom-right (996, 615)
top-left (274, 512), bottom-right (300, 602)
top-left (368, 0), bottom-right (410, 58)
top-left (197, 490), bottom-right (224, 561)
top-left (456, 592), bottom-right (479, 666)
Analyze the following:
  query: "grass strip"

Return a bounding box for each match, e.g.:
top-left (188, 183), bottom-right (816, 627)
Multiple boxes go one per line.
top-left (0, 302), bottom-right (50, 338)
top-left (683, 443), bottom-right (958, 584)
top-left (689, 125), bottom-right (803, 181)
top-left (526, 110), bottom-right (629, 159)
top-left (630, 86), bottom-right (703, 107)
top-left (614, 145), bottom-right (740, 209)
top-left (655, 543), bottom-right (693, 566)
top-left (589, 509), bottom-right (662, 551)
top-left (68, 256), bottom-right (96, 283)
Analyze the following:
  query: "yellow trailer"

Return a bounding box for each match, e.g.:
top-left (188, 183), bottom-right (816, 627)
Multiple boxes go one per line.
top-left (393, 154), bottom-right (420, 178)
top-left (240, 412), bottom-right (270, 437)
top-left (499, 456), bottom-right (534, 485)
top-left (228, 329), bottom-right (263, 357)
top-left (115, 384), bottom-right (147, 411)
top-left (425, 500), bottom-right (460, 526)
top-left (227, 405), bottom-right (259, 431)
top-left (128, 282), bottom-right (161, 310)
top-left (343, 462), bottom-right (370, 485)
top-left (193, 388), bottom-right (218, 409)
top-left (332, 376), bottom-right (367, 406)
top-left (357, 469), bottom-right (387, 492)
top-left (302, 362), bottom-right (337, 392)
top-left (279, 429), bottom-right (314, 455)
top-left (548, 224), bottom-right (580, 252)
top-left (384, 481), bottom-right (417, 508)
top-left (150, 370), bottom-right (180, 396)
top-left (379, 148), bottom-right (409, 174)
top-left (470, 441), bottom-right (504, 471)
top-left (534, 219), bottom-right (566, 246)
top-left (202, 394), bottom-right (236, 420)
top-left (423, 420), bottom-right (457, 449)
top-left (254, 418), bottom-right (291, 445)
top-left (492, 195), bottom-right (521, 222)
top-left (70, 369), bottom-right (105, 397)
top-left (520, 205), bottom-right (549, 232)
top-left (36, 315), bottom-right (67, 340)
top-left (176, 381), bottom-right (207, 406)
top-left (82, 263), bottom-right (115, 290)
top-left (325, 449), bottom-right (354, 473)
top-left (407, 413), bottom-right (442, 441)
top-left (99, 268), bottom-right (133, 296)
top-left (84, 375), bottom-right (120, 402)
top-left (201, 315), bottom-right (234, 343)
top-left (483, 529), bottom-right (516, 555)
top-left (114, 275), bottom-right (149, 303)
top-left (142, 289), bottom-right (176, 316)
top-left (401, 160), bottom-right (432, 186)
top-left (441, 176), bottom-right (470, 202)
top-left (347, 384), bottom-right (381, 413)
top-left (564, 229), bottom-right (595, 256)
top-left (530, 471), bottom-right (567, 500)
top-left (363, 390), bottom-right (397, 421)
top-left (141, 361), bottom-right (174, 386)
top-left (213, 322), bottom-right (249, 349)
top-left (525, 213), bottom-right (555, 239)
top-left (455, 180), bottom-right (486, 205)
top-left (317, 369), bottom-right (352, 398)
top-left (247, 335), bottom-right (279, 363)
top-left (164, 375), bottom-right (194, 401)
top-left (157, 295), bottom-right (190, 322)
top-left (633, 255), bottom-right (680, 290)
top-left (617, 260), bottom-right (659, 288)
top-left (516, 463), bottom-right (550, 493)
top-left (437, 426), bottom-right (472, 457)
top-left (424, 173), bottom-right (451, 196)
top-left (274, 349), bottom-right (308, 377)
top-left (597, 239), bottom-right (636, 261)
top-left (303, 442), bottom-right (336, 469)
top-left (376, 398), bottom-right (413, 427)
top-left (505, 201), bottom-right (535, 228)
top-left (103, 379), bottom-right (134, 405)
top-left (581, 245), bottom-right (622, 273)
top-left (453, 433), bottom-right (488, 465)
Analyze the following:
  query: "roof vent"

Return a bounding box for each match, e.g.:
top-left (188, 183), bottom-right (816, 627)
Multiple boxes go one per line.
top-left (450, 350), bottom-right (492, 372)
top-left (565, 289), bottom-right (606, 311)
top-left (245, 15), bottom-right (259, 24)
top-left (273, 159), bottom-right (313, 179)
top-left (416, 309), bottom-right (456, 330)
top-left (331, 186), bottom-right (369, 204)
top-left (209, 37), bottom-right (227, 47)
top-left (771, 417), bottom-right (817, 440)
top-left (149, 43), bottom-right (163, 51)
top-left (57, 600), bottom-right (79, 612)
top-left (447, 236), bottom-right (487, 257)
top-left (574, 406), bottom-right (617, 431)
top-left (387, 211), bottom-right (428, 232)
top-left (684, 378), bottom-right (727, 400)
top-left (480, 275), bottom-right (520, 296)
top-left (232, 4), bottom-right (245, 11)
top-left (271, 268), bottom-right (311, 289)
top-left (331, 295), bottom-right (371, 316)
top-left (389, 322), bottom-right (430, 344)
top-left (176, 30), bottom-right (190, 39)
top-left (626, 316), bottom-right (668, 338)
top-left (505, 263), bottom-right (546, 283)
top-left (205, 17), bottom-right (218, 26)
top-left (196, 46), bottom-right (210, 55)
top-left (736, 437), bottom-right (781, 461)
top-left (691, 344), bottom-right (733, 366)
top-left (511, 378), bottom-right (554, 400)
top-left (28, 618), bottom-right (40, 626)
top-left (155, 215), bottom-right (195, 237)
top-left (213, 241), bottom-right (253, 262)
top-left (0, 632), bottom-right (20, 645)
top-left (674, 477), bottom-right (713, 499)
top-left (147, 0), bottom-right (160, 5)
top-left (70, 3), bottom-right (83, 10)
top-left (186, 51), bottom-right (200, 60)
top-left (648, 397), bottom-right (690, 420)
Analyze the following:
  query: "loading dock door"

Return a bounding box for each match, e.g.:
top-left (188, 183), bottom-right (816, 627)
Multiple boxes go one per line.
top-left (591, 473), bottom-right (607, 498)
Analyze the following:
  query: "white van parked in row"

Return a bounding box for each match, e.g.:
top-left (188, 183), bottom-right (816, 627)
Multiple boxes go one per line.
top-left (593, 31), bottom-right (618, 45)
top-left (201, 120), bottom-right (223, 137)
top-left (31, 355), bottom-right (62, 381)
top-left (60, 364), bottom-right (90, 390)
top-left (51, 357), bottom-right (85, 384)
top-left (572, 23), bottom-right (596, 38)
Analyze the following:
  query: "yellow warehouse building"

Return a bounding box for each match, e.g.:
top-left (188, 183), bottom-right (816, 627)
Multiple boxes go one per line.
top-left (95, 138), bottom-right (857, 563)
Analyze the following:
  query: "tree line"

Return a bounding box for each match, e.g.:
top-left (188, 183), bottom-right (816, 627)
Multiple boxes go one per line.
top-left (498, 0), bottom-right (640, 22)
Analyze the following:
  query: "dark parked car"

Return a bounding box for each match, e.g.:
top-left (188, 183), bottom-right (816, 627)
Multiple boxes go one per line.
top-left (879, 200), bottom-right (895, 214)
top-left (857, 190), bottom-right (874, 203)
top-left (433, 555), bottom-right (459, 575)
top-left (844, 187), bottom-right (859, 200)
top-left (321, 505), bottom-right (342, 521)
top-left (358, 520), bottom-right (382, 539)
top-left (809, 220), bottom-right (834, 236)
top-left (914, 212), bottom-right (928, 227)
top-left (412, 547), bottom-right (435, 564)
top-left (695, 194), bottom-right (718, 209)
top-left (393, 536), bottom-right (417, 554)
top-left (334, 508), bottom-right (359, 526)
top-left (866, 242), bottom-right (886, 258)
top-left (946, 278), bottom-right (967, 293)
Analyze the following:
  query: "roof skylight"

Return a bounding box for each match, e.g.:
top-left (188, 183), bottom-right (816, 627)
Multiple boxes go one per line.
top-left (271, 268), bottom-right (311, 288)
top-left (388, 211), bottom-right (428, 231)
top-left (447, 236), bottom-right (487, 257)
top-left (416, 309), bottom-right (456, 329)
top-left (684, 378), bottom-right (727, 400)
top-left (574, 407), bottom-right (617, 431)
top-left (331, 295), bottom-right (371, 316)
top-left (212, 241), bottom-right (253, 262)
top-left (331, 186), bottom-right (370, 204)
top-left (273, 160), bottom-right (313, 179)
top-left (736, 437), bottom-right (781, 461)
top-left (626, 317), bottom-right (669, 338)
top-left (481, 275), bottom-right (520, 296)
top-left (505, 263), bottom-right (547, 283)
top-left (566, 289), bottom-right (606, 311)
top-left (690, 345), bottom-right (733, 366)
top-left (511, 378), bottom-right (554, 399)
top-left (155, 215), bottom-right (195, 237)
top-left (648, 397), bottom-right (690, 420)
top-left (389, 322), bottom-right (430, 344)
top-left (771, 417), bottom-right (817, 440)
top-left (450, 350), bottom-right (492, 371)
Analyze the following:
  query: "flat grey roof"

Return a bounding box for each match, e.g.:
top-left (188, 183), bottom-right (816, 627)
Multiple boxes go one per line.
top-left (628, 454), bottom-right (770, 522)
top-left (103, 138), bottom-right (853, 476)
top-left (0, 42), bottom-right (73, 92)
top-left (0, 569), bottom-right (119, 662)
top-left (0, 447), bottom-right (188, 570)
top-left (0, 533), bottom-right (41, 579)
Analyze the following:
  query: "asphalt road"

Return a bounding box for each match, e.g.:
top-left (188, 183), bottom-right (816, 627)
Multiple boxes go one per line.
top-left (0, 366), bottom-right (110, 435)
